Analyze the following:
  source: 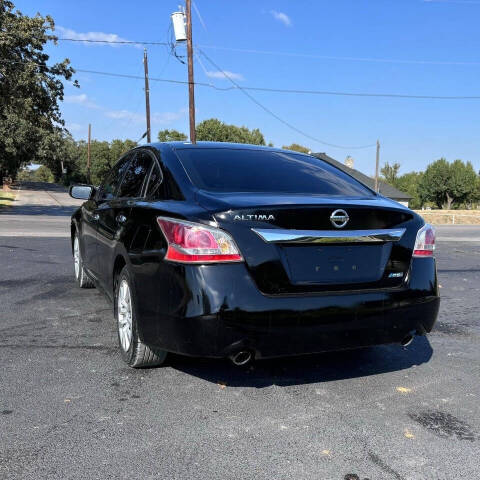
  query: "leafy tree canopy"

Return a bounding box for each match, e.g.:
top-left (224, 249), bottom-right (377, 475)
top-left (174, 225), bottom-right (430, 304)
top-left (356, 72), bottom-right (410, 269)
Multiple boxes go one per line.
top-left (0, 1), bottom-right (78, 180)
top-left (282, 143), bottom-right (310, 154)
top-left (78, 138), bottom-right (137, 185)
top-left (381, 162), bottom-right (401, 186)
top-left (419, 158), bottom-right (477, 209)
top-left (394, 171), bottom-right (424, 210)
top-left (34, 165), bottom-right (54, 183)
top-left (196, 118), bottom-right (265, 145)
top-left (24, 136), bottom-right (138, 186)
top-left (157, 129), bottom-right (188, 142)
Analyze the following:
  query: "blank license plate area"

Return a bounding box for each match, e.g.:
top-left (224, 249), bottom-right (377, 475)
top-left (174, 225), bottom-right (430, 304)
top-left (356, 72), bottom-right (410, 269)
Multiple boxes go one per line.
top-left (283, 244), bottom-right (391, 285)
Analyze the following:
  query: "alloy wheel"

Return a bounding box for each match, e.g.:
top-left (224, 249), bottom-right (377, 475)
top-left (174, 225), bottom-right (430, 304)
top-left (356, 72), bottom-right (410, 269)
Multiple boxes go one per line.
top-left (117, 279), bottom-right (133, 352)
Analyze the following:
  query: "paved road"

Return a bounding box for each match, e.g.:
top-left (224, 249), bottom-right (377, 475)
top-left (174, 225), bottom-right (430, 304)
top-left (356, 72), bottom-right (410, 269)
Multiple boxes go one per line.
top-left (1, 183), bottom-right (479, 480)
top-left (435, 225), bottom-right (480, 242)
top-left (0, 182), bottom-right (83, 237)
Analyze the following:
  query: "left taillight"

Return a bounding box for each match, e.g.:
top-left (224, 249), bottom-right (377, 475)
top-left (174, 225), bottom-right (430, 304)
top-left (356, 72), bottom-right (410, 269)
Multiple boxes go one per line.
top-left (413, 224), bottom-right (435, 257)
top-left (157, 216), bottom-right (243, 264)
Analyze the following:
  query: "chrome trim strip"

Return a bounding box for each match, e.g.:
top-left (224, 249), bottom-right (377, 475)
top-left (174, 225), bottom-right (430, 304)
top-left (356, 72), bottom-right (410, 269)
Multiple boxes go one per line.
top-left (252, 228), bottom-right (406, 244)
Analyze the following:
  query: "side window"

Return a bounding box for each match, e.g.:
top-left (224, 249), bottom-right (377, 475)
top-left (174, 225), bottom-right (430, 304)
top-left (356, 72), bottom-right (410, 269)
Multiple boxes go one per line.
top-left (117, 151), bottom-right (153, 198)
top-left (99, 154), bottom-right (132, 200)
top-left (145, 160), bottom-right (163, 199)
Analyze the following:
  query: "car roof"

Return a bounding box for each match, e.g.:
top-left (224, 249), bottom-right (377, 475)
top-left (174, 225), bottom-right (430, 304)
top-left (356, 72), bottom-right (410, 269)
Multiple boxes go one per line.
top-left (150, 141), bottom-right (311, 156)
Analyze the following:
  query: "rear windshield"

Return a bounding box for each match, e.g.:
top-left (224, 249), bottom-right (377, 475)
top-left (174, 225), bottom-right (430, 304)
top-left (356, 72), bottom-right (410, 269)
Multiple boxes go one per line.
top-left (175, 148), bottom-right (374, 197)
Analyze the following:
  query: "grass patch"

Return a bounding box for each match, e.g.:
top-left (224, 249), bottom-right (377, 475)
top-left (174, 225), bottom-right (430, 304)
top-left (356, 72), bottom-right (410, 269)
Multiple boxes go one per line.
top-left (0, 190), bottom-right (16, 208)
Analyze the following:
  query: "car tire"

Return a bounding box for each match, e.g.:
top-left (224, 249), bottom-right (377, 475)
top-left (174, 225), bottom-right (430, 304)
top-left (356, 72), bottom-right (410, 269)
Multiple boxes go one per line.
top-left (115, 265), bottom-right (167, 368)
top-left (73, 233), bottom-right (94, 288)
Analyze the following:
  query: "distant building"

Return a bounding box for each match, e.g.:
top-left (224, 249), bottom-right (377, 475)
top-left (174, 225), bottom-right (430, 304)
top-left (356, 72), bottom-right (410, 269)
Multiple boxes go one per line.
top-left (313, 152), bottom-right (412, 207)
top-left (344, 156), bottom-right (355, 169)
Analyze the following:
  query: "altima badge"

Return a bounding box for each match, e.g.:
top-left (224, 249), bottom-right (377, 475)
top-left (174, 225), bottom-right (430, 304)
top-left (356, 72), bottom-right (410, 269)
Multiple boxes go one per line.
top-left (330, 209), bottom-right (349, 228)
top-left (234, 214), bottom-right (275, 221)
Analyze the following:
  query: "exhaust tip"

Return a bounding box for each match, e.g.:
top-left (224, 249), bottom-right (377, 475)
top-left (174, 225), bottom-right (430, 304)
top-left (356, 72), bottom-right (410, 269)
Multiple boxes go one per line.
top-left (401, 333), bottom-right (415, 347)
top-left (229, 350), bottom-right (253, 366)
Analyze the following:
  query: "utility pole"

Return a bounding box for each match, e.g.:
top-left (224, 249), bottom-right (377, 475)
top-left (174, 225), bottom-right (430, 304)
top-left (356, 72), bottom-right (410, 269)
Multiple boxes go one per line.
top-left (143, 48), bottom-right (151, 143)
top-left (186, 0), bottom-right (196, 143)
top-left (374, 139), bottom-right (380, 193)
top-left (87, 123), bottom-right (91, 184)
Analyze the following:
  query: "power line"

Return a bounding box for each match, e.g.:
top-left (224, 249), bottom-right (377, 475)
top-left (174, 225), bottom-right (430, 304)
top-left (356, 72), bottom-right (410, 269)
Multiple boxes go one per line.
top-left (3, 30), bottom-right (480, 66)
top-left (0, 31), bottom-right (169, 45)
top-left (4, 30), bottom-right (480, 66)
top-left (197, 44), bottom-right (480, 67)
top-left (197, 49), bottom-right (376, 150)
top-left (58, 37), bottom-right (169, 46)
top-left (71, 68), bottom-right (480, 99)
top-left (3, 59), bottom-right (480, 100)
top-left (53, 36), bottom-right (480, 67)
top-left (54, 36), bottom-right (480, 67)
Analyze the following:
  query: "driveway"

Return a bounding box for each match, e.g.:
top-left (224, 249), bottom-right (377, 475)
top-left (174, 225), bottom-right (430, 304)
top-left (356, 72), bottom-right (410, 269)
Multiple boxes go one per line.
top-left (1, 183), bottom-right (479, 480)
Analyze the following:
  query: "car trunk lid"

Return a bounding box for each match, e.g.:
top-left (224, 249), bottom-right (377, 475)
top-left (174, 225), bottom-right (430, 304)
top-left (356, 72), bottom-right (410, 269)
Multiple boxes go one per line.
top-left (198, 193), bottom-right (420, 294)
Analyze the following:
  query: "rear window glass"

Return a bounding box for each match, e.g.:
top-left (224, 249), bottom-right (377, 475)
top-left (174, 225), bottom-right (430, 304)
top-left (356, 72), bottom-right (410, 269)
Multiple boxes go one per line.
top-left (175, 148), bottom-right (374, 197)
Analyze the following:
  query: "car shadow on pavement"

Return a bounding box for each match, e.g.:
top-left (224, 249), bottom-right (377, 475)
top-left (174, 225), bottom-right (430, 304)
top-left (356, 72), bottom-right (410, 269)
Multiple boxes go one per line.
top-left (170, 336), bottom-right (433, 388)
top-left (0, 204), bottom-right (78, 216)
top-left (9, 181), bottom-right (69, 192)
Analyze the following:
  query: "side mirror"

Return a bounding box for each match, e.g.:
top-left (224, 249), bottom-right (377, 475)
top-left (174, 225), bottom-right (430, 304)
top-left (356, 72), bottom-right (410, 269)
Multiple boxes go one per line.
top-left (69, 185), bottom-right (94, 200)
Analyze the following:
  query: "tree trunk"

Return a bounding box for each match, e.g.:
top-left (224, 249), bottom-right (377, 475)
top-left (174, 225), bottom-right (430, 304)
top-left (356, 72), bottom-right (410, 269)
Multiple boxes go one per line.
top-left (445, 192), bottom-right (453, 210)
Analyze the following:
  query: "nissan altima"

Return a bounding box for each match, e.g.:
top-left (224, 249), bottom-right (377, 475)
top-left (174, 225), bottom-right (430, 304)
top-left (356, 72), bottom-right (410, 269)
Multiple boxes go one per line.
top-left (70, 142), bottom-right (439, 368)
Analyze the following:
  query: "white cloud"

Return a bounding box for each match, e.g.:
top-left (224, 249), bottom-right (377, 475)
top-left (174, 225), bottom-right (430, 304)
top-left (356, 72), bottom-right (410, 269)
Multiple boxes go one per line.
top-left (63, 94), bottom-right (99, 109)
top-left (151, 109), bottom-right (187, 124)
top-left (56, 26), bottom-right (141, 48)
top-left (206, 70), bottom-right (244, 81)
top-left (66, 122), bottom-right (84, 133)
top-left (270, 10), bottom-right (291, 27)
top-left (105, 109), bottom-right (143, 122)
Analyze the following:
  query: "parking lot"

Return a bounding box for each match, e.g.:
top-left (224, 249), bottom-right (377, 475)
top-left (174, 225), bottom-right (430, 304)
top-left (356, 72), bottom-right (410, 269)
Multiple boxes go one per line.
top-left (1, 183), bottom-right (479, 480)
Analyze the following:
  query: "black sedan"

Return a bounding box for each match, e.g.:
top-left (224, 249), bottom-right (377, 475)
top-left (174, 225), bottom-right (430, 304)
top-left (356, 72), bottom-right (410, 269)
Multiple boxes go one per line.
top-left (70, 142), bottom-right (439, 368)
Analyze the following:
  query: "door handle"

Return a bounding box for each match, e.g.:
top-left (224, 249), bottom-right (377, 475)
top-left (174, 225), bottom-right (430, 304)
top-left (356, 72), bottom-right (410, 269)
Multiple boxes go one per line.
top-left (116, 214), bottom-right (127, 224)
top-left (92, 213), bottom-right (100, 221)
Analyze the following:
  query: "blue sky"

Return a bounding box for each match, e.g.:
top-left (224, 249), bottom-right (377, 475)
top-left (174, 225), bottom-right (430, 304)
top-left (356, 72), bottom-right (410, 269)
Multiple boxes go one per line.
top-left (15, 0), bottom-right (480, 175)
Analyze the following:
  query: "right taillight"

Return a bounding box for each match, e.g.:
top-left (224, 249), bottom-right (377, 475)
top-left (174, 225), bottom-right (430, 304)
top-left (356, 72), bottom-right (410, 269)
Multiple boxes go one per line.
top-left (413, 224), bottom-right (435, 257)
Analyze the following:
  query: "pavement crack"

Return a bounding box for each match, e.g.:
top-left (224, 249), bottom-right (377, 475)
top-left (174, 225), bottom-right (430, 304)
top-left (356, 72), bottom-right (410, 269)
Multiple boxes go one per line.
top-left (368, 452), bottom-right (406, 480)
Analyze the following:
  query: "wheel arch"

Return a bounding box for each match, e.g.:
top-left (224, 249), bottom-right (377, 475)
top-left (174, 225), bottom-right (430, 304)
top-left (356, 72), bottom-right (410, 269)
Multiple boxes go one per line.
top-left (112, 254), bottom-right (128, 297)
top-left (70, 218), bottom-right (80, 254)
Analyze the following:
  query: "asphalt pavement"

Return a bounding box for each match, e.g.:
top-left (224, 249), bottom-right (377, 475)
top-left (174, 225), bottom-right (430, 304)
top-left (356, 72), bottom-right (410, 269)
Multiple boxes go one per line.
top-left (1, 183), bottom-right (479, 480)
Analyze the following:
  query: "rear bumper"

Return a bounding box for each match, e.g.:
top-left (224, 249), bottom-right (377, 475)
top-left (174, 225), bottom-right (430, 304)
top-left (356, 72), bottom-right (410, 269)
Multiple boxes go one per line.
top-left (133, 257), bottom-right (440, 359)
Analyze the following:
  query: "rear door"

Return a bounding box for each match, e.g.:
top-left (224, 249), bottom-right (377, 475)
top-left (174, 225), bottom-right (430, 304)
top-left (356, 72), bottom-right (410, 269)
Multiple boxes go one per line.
top-left (79, 196), bottom-right (99, 274)
top-left (96, 150), bottom-right (154, 289)
top-left (94, 153), bottom-right (133, 286)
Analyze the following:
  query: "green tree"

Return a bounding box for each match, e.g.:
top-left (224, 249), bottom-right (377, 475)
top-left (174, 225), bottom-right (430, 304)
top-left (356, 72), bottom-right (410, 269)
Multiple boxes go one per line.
top-left (16, 169), bottom-right (33, 182)
top-left (34, 165), bottom-right (54, 183)
top-left (0, 1), bottom-right (78, 181)
top-left (474, 175), bottom-right (480, 206)
top-left (85, 141), bottom-right (112, 185)
top-left (66, 138), bottom-right (137, 185)
top-left (419, 158), bottom-right (451, 208)
top-left (37, 130), bottom-right (81, 182)
top-left (380, 162), bottom-right (401, 185)
top-left (157, 129), bottom-right (188, 142)
top-left (395, 171), bottom-right (424, 210)
top-left (420, 158), bottom-right (477, 209)
top-left (109, 139), bottom-right (137, 166)
top-left (450, 159), bottom-right (477, 207)
top-left (282, 143), bottom-right (310, 153)
top-left (196, 118), bottom-right (265, 145)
